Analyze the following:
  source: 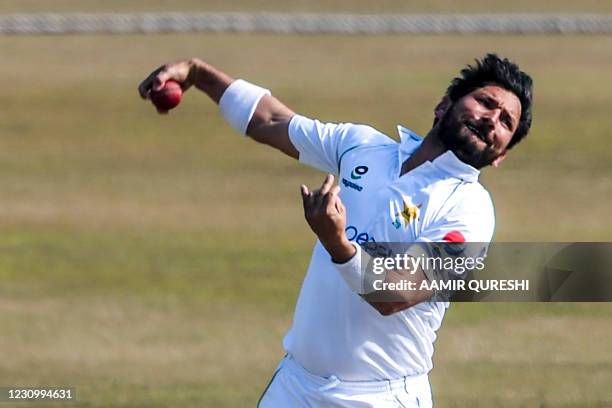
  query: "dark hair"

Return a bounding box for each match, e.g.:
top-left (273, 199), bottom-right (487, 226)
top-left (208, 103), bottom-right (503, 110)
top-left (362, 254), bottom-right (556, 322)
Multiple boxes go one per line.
top-left (446, 53), bottom-right (533, 149)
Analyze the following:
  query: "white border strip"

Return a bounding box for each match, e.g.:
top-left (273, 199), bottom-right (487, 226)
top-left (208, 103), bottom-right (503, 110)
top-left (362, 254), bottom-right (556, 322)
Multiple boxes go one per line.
top-left (1, 13), bottom-right (612, 35)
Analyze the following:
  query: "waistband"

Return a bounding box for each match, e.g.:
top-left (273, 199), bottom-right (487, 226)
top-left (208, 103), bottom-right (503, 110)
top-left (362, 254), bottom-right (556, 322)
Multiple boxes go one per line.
top-left (283, 355), bottom-right (429, 393)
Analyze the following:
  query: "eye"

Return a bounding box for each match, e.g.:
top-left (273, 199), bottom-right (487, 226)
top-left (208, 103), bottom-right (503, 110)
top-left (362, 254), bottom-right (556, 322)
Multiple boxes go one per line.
top-left (476, 96), bottom-right (496, 109)
top-left (501, 115), bottom-right (513, 130)
top-left (475, 96), bottom-right (488, 105)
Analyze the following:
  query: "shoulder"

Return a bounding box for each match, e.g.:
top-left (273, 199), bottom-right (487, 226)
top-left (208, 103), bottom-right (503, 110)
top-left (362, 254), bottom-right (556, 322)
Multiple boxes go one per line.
top-left (336, 123), bottom-right (396, 152)
top-left (290, 115), bottom-right (395, 149)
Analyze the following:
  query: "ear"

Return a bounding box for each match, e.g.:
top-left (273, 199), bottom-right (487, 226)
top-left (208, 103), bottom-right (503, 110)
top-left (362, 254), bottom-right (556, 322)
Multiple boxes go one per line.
top-left (491, 151), bottom-right (508, 168)
top-left (434, 95), bottom-right (451, 120)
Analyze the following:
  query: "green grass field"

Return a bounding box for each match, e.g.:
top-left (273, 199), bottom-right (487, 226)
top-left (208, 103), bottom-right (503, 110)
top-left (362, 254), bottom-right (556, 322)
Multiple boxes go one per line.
top-left (1, 32), bottom-right (612, 407)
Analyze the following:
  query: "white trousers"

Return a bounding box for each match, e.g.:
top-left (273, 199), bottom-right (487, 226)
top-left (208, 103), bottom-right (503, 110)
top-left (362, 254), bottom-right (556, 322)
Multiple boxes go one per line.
top-left (258, 355), bottom-right (433, 408)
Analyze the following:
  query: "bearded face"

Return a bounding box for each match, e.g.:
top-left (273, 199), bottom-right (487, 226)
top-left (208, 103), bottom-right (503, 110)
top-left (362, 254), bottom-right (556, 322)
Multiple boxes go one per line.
top-left (436, 85), bottom-right (521, 169)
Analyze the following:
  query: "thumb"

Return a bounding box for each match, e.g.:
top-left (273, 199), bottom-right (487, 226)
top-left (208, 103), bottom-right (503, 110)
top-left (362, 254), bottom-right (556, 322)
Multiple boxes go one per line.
top-left (153, 73), bottom-right (169, 91)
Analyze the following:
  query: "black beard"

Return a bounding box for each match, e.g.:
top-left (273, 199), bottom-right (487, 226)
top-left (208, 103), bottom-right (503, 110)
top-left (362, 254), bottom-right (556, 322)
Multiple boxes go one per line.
top-left (437, 109), bottom-right (491, 169)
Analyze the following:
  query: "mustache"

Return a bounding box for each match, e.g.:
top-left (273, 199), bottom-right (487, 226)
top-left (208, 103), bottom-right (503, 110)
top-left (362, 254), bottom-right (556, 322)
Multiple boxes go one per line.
top-left (464, 119), bottom-right (491, 145)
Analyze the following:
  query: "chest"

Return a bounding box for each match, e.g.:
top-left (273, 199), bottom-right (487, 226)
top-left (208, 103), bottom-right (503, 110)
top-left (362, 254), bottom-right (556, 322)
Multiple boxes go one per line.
top-left (339, 148), bottom-right (462, 243)
top-left (337, 145), bottom-right (397, 242)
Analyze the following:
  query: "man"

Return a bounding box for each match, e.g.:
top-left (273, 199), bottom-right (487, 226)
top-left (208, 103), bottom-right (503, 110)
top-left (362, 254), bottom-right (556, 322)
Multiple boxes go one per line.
top-left (138, 53), bottom-right (533, 407)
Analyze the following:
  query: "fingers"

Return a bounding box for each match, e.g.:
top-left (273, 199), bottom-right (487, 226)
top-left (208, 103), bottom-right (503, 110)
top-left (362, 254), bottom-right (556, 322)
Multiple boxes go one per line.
top-left (300, 184), bottom-right (310, 200)
top-left (314, 174), bottom-right (334, 206)
top-left (138, 65), bottom-right (164, 100)
top-left (152, 70), bottom-right (171, 92)
top-left (302, 175), bottom-right (342, 214)
top-left (300, 176), bottom-right (346, 241)
top-left (301, 184), bottom-right (313, 209)
top-left (334, 195), bottom-right (345, 215)
top-left (318, 174), bottom-right (334, 196)
top-left (324, 185), bottom-right (343, 214)
top-left (323, 184), bottom-right (341, 209)
top-left (138, 60), bottom-right (191, 101)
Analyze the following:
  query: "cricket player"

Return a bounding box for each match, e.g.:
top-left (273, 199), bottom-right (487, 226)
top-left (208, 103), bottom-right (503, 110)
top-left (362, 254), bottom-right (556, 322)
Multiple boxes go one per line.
top-left (138, 53), bottom-right (533, 407)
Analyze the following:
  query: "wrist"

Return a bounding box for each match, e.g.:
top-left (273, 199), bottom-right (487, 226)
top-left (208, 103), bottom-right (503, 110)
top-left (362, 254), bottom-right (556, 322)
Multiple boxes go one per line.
top-left (189, 59), bottom-right (212, 90)
top-left (332, 243), bottom-right (377, 294)
top-left (322, 235), bottom-right (356, 264)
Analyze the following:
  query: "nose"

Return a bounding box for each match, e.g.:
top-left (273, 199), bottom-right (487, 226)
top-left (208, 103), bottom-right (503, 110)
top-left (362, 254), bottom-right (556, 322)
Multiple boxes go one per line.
top-left (483, 107), bottom-right (502, 126)
top-left (475, 114), bottom-right (495, 145)
top-left (480, 114), bottom-right (495, 134)
top-left (480, 107), bottom-right (503, 136)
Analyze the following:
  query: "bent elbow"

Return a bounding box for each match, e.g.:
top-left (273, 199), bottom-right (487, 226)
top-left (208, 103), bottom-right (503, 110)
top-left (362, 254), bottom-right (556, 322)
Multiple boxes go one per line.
top-left (378, 307), bottom-right (396, 316)
top-left (369, 301), bottom-right (410, 316)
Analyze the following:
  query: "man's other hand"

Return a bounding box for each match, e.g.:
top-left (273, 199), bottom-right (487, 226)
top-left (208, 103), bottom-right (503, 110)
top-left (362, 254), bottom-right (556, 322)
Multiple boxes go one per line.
top-left (301, 175), bottom-right (356, 263)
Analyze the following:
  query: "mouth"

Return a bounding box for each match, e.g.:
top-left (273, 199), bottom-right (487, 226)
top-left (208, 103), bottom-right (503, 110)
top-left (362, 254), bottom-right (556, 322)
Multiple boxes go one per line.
top-left (465, 121), bottom-right (488, 144)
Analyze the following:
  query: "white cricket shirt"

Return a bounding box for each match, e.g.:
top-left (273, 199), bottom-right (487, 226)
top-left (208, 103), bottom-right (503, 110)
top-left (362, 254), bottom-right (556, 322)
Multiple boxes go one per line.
top-left (283, 114), bottom-right (495, 381)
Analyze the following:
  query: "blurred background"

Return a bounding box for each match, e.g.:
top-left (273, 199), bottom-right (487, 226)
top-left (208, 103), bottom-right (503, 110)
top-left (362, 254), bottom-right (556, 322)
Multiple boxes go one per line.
top-left (1, 1), bottom-right (611, 407)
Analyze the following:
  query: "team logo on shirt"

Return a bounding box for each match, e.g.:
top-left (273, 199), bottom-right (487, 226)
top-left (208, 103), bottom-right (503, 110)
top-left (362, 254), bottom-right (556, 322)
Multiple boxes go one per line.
top-left (391, 196), bottom-right (422, 229)
top-left (350, 165), bottom-right (369, 180)
top-left (341, 178), bottom-right (363, 191)
top-left (345, 226), bottom-right (391, 257)
top-left (342, 165), bottom-right (368, 192)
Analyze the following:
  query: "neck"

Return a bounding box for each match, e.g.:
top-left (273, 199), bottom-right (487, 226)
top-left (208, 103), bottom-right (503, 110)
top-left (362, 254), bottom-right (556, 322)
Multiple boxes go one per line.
top-left (400, 126), bottom-right (447, 176)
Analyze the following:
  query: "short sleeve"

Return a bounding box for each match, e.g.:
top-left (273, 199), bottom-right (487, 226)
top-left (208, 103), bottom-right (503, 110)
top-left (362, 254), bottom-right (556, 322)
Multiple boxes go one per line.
top-left (417, 190), bottom-right (495, 245)
top-left (288, 114), bottom-right (389, 174)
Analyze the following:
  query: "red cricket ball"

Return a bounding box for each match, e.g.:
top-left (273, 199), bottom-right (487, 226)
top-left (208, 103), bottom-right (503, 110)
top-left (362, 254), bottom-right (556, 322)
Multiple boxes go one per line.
top-left (150, 80), bottom-right (183, 111)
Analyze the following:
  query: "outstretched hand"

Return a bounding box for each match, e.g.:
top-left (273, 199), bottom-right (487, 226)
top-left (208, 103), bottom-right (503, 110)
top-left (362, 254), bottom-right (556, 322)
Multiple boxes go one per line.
top-left (301, 175), bottom-right (356, 263)
top-left (137, 59), bottom-right (197, 113)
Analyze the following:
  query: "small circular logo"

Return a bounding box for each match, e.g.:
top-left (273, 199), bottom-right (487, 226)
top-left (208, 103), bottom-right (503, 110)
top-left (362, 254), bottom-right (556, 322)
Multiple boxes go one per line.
top-left (350, 165), bottom-right (369, 180)
top-left (355, 166), bottom-right (368, 175)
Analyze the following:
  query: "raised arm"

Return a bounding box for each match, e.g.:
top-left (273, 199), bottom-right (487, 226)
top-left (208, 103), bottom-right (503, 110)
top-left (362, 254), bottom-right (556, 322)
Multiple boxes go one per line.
top-left (138, 58), bottom-right (298, 159)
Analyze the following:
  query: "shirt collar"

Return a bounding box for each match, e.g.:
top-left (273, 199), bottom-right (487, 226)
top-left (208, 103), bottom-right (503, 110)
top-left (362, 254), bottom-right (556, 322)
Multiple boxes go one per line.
top-left (396, 125), bottom-right (480, 183)
top-left (431, 151), bottom-right (480, 182)
top-left (396, 125), bottom-right (423, 167)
